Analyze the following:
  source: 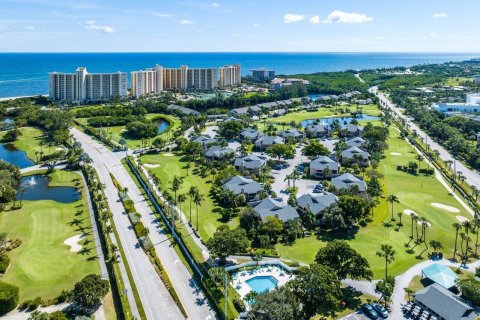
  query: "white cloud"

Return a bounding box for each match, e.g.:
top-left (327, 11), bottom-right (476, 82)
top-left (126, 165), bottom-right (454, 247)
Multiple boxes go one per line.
top-left (310, 15), bottom-right (321, 24)
top-left (283, 14), bottom-right (305, 24)
top-left (212, 2), bottom-right (220, 7)
top-left (180, 19), bottom-right (193, 25)
top-left (253, 23), bottom-right (260, 27)
top-left (432, 13), bottom-right (447, 18)
top-left (324, 10), bottom-right (374, 23)
top-left (25, 26), bottom-right (35, 30)
top-left (151, 11), bottom-right (172, 17)
top-left (430, 33), bottom-right (438, 37)
top-left (84, 20), bottom-right (114, 33)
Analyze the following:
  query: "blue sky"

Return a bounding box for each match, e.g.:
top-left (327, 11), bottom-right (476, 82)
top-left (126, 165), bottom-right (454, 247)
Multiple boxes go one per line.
top-left (0, 0), bottom-right (479, 52)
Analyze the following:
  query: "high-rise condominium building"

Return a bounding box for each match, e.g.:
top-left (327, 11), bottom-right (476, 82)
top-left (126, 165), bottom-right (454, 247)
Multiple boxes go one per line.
top-left (49, 67), bottom-right (127, 102)
top-left (131, 65), bottom-right (163, 98)
top-left (251, 68), bottom-right (275, 81)
top-left (131, 64), bottom-right (222, 97)
top-left (219, 64), bottom-right (241, 88)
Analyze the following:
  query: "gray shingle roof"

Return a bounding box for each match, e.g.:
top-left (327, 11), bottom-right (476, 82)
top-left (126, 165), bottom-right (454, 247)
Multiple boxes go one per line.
top-left (168, 104), bottom-right (200, 116)
top-left (241, 128), bottom-right (264, 140)
top-left (415, 284), bottom-right (476, 320)
top-left (192, 135), bottom-right (217, 146)
top-left (310, 156), bottom-right (340, 171)
top-left (205, 146), bottom-right (235, 159)
top-left (346, 137), bottom-right (366, 148)
top-left (278, 128), bottom-right (303, 139)
top-left (297, 192), bottom-right (338, 215)
top-left (305, 123), bottom-right (329, 134)
top-left (250, 197), bottom-right (299, 222)
top-left (222, 176), bottom-right (263, 195)
top-left (344, 124), bottom-right (364, 133)
top-left (234, 154), bottom-right (266, 170)
top-left (331, 173), bottom-right (367, 192)
top-left (341, 146), bottom-right (370, 160)
top-left (255, 136), bottom-right (284, 147)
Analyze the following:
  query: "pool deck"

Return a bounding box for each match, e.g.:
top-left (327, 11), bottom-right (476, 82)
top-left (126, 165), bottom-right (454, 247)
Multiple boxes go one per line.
top-left (231, 265), bottom-right (294, 299)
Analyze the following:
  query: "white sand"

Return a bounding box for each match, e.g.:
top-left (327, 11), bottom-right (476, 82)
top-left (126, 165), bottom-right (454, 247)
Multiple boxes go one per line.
top-left (64, 234), bottom-right (84, 253)
top-left (403, 209), bottom-right (417, 216)
top-left (144, 163), bottom-right (160, 168)
top-left (163, 152), bottom-right (174, 157)
top-left (456, 216), bottom-right (469, 223)
top-left (390, 152), bottom-right (402, 156)
top-left (431, 203), bottom-right (460, 213)
top-left (418, 220), bottom-right (432, 227)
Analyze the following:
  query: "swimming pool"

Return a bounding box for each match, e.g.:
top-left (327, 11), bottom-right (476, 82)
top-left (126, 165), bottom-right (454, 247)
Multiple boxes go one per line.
top-left (246, 275), bottom-right (278, 294)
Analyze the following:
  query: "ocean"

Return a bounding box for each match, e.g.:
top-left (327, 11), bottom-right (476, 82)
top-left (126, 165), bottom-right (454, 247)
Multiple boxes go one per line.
top-left (0, 52), bottom-right (479, 98)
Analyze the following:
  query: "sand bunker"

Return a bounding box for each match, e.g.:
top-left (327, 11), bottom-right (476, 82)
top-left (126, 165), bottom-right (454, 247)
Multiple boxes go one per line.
top-left (431, 203), bottom-right (460, 213)
top-left (64, 234), bottom-right (84, 253)
top-left (403, 209), bottom-right (418, 216)
top-left (418, 220), bottom-right (432, 227)
top-left (390, 152), bottom-right (402, 156)
top-left (144, 163), bottom-right (160, 168)
top-left (456, 216), bottom-right (469, 223)
top-left (163, 153), bottom-right (174, 157)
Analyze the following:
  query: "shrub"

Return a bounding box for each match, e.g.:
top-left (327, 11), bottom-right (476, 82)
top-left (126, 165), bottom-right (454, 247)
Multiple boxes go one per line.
top-left (0, 281), bottom-right (19, 315)
top-left (19, 300), bottom-right (31, 310)
top-left (0, 255), bottom-right (10, 274)
top-left (27, 297), bottom-right (42, 310)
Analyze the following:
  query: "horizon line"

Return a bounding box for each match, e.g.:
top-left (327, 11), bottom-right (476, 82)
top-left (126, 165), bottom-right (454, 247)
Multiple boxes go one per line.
top-left (1, 51), bottom-right (480, 55)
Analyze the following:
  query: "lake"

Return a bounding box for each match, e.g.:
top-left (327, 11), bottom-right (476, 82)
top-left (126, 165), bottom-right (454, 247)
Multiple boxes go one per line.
top-left (300, 114), bottom-right (381, 127)
top-left (0, 143), bottom-right (34, 168)
top-left (18, 175), bottom-right (81, 203)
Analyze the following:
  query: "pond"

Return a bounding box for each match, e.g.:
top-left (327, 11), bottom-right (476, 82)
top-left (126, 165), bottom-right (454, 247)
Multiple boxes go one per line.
top-left (155, 118), bottom-right (170, 134)
top-left (0, 143), bottom-right (34, 168)
top-left (300, 114), bottom-right (381, 127)
top-left (307, 93), bottom-right (327, 101)
top-left (17, 175), bottom-right (81, 203)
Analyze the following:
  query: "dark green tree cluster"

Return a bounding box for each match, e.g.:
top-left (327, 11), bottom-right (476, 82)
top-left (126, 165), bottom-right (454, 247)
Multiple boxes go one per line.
top-left (0, 160), bottom-right (21, 208)
top-left (126, 121), bottom-right (158, 139)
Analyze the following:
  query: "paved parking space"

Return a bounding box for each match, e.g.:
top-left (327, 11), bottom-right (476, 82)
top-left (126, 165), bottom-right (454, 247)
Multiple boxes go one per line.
top-left (339, 311), bottom-right (370, 320)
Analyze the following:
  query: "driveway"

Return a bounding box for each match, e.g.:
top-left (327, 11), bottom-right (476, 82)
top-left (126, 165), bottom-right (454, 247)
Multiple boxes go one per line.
top-left (270, 146), bottom-right (309, 201)
top-left (339, 311), bottom-right (370, 320)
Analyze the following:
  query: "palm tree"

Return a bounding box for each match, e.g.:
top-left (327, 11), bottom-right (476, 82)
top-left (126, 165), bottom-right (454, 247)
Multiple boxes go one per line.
top-left (452, 222), bottom-right (462, 259)
top-left (170, 175), bottom-right (184, 205)
top-left (471, 186), bottom-right (479, 201)
top-left (463, 220), bottom-right (472, 257)
top-left (459, 232), bottom-right (466, 261)
top-left (376, 244), bottom-right (396, 280)
top-left (433, 150), bottom-right (440, 160)
top-left (474, 218), bottom-right (480, 258)
top-left (445, 160), bottom-right (453, 172)
top-left (386, 194), bottom-right (399, 221)
top-left (177, 193), bottom-right (187, 214)
top-left (185, 162), bottom-right (191, 176)
top-left (19, 188), bottom-right (26, 205)
top-left (421, 218), bottom-right (430, 247)
top-left (410, 213), bottom-right (416, 239)
top-left (194, 192), bottom-right (205, 231)
top-left (188, 186), bottom-right (198, 224)
top-left (415, 154), bottom-right (424, 172)
top-left (413, 215), bottom-right (420, 242)
top-left (397, 211), bottom-right (403, 226)
top-left (429, 240), bottom-right (443, 256)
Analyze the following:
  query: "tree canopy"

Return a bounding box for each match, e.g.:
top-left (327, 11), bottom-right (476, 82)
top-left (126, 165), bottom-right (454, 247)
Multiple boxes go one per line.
top-left (207, 225), bottom-right (250, 261)
top-left (72, 274), bottom-right (109, 309)
top-left (315, 240), bottom-right (373, 280)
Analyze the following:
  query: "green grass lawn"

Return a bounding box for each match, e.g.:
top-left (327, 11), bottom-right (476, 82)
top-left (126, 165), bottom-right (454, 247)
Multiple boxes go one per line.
top-left (0, 170), bottom-right (100, 301)
top-left (264, 104), bottom-right (381, 124)
top-left (139, 153), bottom-right (239, 240)
top-left (77, 114), bottom-right (181, 150)
top-left (276, 127), bottom-right (472, 278)
top-left (0, 126), bottom-right (45, 162)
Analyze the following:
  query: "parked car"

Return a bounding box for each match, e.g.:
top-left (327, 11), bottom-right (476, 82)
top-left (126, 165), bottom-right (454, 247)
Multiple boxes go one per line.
top-left (362, 303), bottom-right (380, 319)
top-left (273, 164), bottom-right (282, 170)
top-left (372, 303), bottom-right (389, 319)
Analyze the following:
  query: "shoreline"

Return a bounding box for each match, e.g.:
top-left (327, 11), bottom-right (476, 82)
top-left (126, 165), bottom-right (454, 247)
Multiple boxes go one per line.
top-left (0, 95), bottom-right (48, 102)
